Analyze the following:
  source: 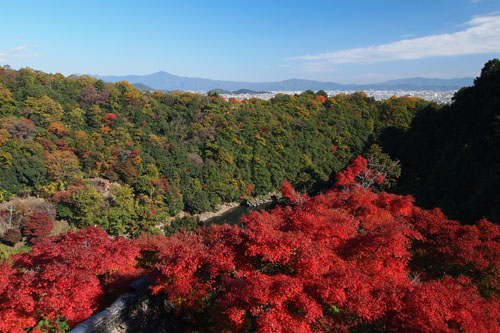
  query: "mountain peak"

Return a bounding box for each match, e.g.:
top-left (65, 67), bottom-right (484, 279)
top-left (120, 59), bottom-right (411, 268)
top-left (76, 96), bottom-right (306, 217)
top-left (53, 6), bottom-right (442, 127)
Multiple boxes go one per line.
top-left (90, 72), bottom-right (474, 92)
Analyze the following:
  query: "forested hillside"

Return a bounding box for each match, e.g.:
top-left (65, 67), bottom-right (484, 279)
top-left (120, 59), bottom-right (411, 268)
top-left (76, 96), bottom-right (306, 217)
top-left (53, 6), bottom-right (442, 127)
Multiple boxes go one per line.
top-left (382, 59), bottom-right (500, 224)
top-left (0, 65), bottom-right (427, 236)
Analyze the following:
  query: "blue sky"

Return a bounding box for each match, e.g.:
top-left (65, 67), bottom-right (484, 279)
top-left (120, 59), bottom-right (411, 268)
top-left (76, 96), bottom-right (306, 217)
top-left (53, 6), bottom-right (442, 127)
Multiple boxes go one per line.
top-left (1, 0), bottom-right (500, 83)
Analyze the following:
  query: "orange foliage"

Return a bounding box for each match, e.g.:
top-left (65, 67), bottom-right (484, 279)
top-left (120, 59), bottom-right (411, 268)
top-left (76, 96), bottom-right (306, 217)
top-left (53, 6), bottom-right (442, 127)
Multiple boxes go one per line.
top-left (100, 126), bottom-right (112, 134)
top-left (125, 90), bottom-right (141, 102)
top-left (48, 121), bottom-right (69, 136)
top-left (316, 95), bottom-right (326, 103)
top-left (152, 91), bottom-right (164, 99)
top-left (229, 98), bottom-right (242, 104)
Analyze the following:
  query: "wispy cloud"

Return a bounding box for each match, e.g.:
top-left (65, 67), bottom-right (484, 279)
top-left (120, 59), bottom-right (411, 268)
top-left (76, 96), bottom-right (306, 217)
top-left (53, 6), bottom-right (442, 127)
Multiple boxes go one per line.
top-left (289, 14), bottom-right (500, 66)
top-left (0, 46), bottom-right (42, 63)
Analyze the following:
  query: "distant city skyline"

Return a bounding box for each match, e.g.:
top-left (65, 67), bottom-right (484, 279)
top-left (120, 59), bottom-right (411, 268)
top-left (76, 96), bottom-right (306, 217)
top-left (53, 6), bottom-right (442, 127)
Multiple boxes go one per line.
top-left (1, 0), bottom-right (500, 84)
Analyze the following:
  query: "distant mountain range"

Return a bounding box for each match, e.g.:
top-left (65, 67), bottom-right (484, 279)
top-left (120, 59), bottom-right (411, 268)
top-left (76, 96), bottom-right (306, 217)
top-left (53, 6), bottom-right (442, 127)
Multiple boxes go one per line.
top-left (92, 71), bottom-right (474, 92)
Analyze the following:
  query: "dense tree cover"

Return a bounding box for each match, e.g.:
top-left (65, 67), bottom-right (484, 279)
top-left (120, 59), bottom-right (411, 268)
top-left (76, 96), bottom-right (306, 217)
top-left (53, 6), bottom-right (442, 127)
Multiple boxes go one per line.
top-left (138, 156), bottom-right (500, 332)
top-left (382, 59), bottom-right (500, 224)
top-left (3, 157), bottom-right (500, 332)
top-left (0, 227), bottom-right (140, 332)
top-left (0, 65), bottom-right (427, 236)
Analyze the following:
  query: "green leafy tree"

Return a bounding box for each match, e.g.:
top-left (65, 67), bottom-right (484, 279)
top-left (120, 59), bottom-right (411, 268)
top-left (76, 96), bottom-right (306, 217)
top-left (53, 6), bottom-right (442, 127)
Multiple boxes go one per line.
top-left (24, 95), bottom-right (64, 126)
top-left (71, 185), bottom-right (104, 228)
top-left (100, 184), bottom-right (137, 235)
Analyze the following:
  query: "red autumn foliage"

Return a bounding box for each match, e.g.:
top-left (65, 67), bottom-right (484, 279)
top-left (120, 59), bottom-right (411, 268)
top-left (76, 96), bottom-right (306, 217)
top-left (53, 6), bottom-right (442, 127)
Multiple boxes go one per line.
top-left (54, 138), bottom-right (72, 151)
top-left (21, 118), bottom-right (34, 127)
top-left (336, 155), bottom-right (384, 190)
top-left (22, 212), bottom-right (54, 243)
top-left (140, 156), bottom-right (500, 332)
top-left (52, 180), bottom-right (85, 204)
top-left (148, 175), bottom-right (170, 193)
top-left (0, 227), bottom-right (139, 332)
top-left (281, 180), bottom-right (306, 205)
top-left (240, 184), bottom-right (255, 199)
top-left (103, 113), bottom-right (117, 124)
top-left (386, 276), bottom-right (500, 332)
top-left (35, 137), bottom-right (54, 151)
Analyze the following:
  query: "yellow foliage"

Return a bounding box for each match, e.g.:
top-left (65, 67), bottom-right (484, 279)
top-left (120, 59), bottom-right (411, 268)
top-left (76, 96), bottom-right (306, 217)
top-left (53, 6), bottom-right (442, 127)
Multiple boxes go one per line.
top-left (39, 180), bottom-right (67, 196)
top-left (0, 129), bottom-right (10, 147)
top-left (149, 133), bottom-right (169, 149)
top-left (0, 152), bottom-right (13, 168)
top-left (0, 86), bottom-right (14, 102)
top-left (67, 107), bottom-right (85, 127)
top-left (24, 95), bottom-right (64, 124)
top-left (255, 133), bottom-right (266, 146)
top-left (218, 149), bottom-right (234, 165)
top-left (231, 137), bottom-right (242, 145)
top-left (125, 90), bottom-right (141, 102)
top-left (0, 189), bottom-right (8, 202)
top-left (116, 80), bottom-right (134, 89)
top-left (75, 75), bottom-right (96, 88)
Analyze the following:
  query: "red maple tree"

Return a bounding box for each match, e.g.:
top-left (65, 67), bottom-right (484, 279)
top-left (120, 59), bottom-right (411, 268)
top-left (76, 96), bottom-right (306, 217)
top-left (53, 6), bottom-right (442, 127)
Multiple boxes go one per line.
top-left (0, 227), bottom-right (140, 332)
top-left (22, 212), bottom-right (54, 243)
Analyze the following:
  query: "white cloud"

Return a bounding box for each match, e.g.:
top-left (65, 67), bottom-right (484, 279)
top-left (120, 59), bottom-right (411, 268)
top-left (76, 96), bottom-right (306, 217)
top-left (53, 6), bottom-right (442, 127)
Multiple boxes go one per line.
top-left (0, 46), bottom-right (42, 63)
top-left (289, 14), bottom-right (500, 65)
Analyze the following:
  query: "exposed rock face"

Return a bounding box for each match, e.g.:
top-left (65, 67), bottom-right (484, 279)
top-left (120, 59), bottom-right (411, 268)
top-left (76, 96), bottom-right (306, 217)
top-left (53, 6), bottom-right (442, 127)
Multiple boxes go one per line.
top-left (88, 177), bottom-right (120, 200)
top-left (197, 202), bottom-right (240, 222)
top-left (243, 191), bottom-right (282, 207)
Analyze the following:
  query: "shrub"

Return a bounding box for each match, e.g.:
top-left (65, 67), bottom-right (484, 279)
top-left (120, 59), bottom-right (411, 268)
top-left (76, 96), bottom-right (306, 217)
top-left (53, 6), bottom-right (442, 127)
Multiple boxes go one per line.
top-left (1, 229), bottom-right (21, 246)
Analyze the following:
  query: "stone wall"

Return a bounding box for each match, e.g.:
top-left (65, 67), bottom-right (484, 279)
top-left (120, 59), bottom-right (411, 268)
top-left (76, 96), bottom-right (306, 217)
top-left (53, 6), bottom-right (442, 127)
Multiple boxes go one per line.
top-left (69, 278), bottom-right (150, 333)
